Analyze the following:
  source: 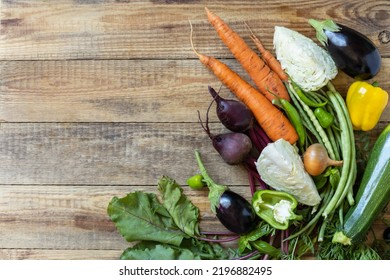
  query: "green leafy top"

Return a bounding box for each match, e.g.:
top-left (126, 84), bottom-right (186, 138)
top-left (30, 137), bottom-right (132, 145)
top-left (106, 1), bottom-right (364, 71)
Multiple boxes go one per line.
top-left (308, 19), bottom-right (341, 46)
top-left (107, 175), bottom-right (236, 260)
top-left (238, 221), bottom-right (276, 254)
top-left (107, 191), bottom-right (186, 246)
top-left (120, 242), bottom-right (202, 260)
top-left (158, 175), bottom-right (200, 237)
top-left (107, 176), bottom-right (200, 246)
top-left (194, 150), bottom-right (228, 213)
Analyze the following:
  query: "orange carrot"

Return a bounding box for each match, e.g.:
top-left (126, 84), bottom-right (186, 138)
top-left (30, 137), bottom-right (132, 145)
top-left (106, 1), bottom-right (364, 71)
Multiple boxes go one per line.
top-left (190, 22), bottom-right (298, 144)
top-left (245, 23), bottom-right (289, 82)
top-left (199, 53), bottom-right (297, 144)
top-left (205, 7), bottom-right (290, 102)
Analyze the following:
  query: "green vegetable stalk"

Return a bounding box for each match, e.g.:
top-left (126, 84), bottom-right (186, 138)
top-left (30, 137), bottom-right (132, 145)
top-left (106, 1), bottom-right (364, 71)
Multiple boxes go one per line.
top-left (194, 150), bottom-right (228, 213)
top-left (291, 81), bottom-right (328, 107)
top-left (273, 95), bottom-right (306, 149)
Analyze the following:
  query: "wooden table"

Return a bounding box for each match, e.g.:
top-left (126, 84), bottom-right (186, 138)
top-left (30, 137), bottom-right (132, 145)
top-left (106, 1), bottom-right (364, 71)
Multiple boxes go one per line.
top-left (0, 0), bottom-right (389, 260)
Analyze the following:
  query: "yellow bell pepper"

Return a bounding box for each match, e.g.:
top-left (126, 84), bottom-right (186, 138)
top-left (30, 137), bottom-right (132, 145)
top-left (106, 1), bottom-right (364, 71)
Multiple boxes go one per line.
top-left (346, 81), bottom-right (388, 131)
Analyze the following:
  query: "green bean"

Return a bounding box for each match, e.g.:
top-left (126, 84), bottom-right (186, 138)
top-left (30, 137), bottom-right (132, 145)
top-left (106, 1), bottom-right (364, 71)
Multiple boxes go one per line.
top-left (322, 88), bottom-right (355, 217)
top-left (279, 98), bottom-right (306, 149)
top-left (306, 89), bottom-right (328, 103)
top-left (331, 124), bottom-right (342, 156)
top-left (326, 127), bottom-right (340, 161)
top-left (338, 204), bottom-right (344, 226)
top-left (324, 103), bottom-right (341, 160)
top-left (285, 184), bottom-right (334, 241)
top-left (318, 216), bottom-right (330, 242)
top-left (291, 81), bottom-right (328, 107)
top-left (332, 89), bottom-right (356, 208)
top-left (288, 83), bottom-right (336, 159)
top-left (251, 240), bottom-right (281, 258)
top-left (290, 89), bottom-right (322, 146)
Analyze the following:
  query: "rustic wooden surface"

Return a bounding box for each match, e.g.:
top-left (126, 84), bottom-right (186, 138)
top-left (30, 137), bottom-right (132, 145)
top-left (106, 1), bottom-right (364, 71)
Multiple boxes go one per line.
top-left (0, 0), bottom-right (389, 260)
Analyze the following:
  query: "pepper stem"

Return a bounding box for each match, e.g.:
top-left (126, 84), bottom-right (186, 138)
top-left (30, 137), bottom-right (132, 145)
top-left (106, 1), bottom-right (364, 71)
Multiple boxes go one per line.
top-left (308, 19), bottom-right (341, 46)
top-left (371, 81), bottom-right (379, 87)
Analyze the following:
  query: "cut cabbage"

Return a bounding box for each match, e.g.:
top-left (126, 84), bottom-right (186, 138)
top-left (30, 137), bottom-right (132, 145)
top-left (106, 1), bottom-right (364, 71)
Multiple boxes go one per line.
top-left (255, 139), bottom-right (321, 206)
top-left (273, 26), bottom-right (337, 91)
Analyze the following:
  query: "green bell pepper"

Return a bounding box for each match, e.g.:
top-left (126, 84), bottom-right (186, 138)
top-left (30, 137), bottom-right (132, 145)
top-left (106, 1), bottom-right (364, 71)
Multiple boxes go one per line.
top-left (314, 107), bottom-right (334, 128)
top-left (186, 174), bottom-right (206, 189)
top-left (252, 190), bottom-right (303, 230)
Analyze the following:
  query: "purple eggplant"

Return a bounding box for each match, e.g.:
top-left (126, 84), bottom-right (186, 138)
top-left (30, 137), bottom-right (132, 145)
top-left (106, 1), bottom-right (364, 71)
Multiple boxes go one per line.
top-left (193, 151), bottom-right (257, 234)
top-left (384, 227), bottom-right (390, 243)
top-left (309, 19), bottom-right (381, 80)
top-left (216, 190), bottom-right (257, 234)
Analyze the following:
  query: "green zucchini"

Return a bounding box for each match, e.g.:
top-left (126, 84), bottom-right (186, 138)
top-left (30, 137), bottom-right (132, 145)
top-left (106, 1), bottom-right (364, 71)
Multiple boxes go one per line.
top-left (335, 124), bottom-right (390, 245)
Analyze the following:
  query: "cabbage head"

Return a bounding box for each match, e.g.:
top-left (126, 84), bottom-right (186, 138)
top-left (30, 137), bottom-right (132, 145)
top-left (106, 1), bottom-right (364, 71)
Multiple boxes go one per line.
top-left (273, 26), bottom-right (337, 91)
top-left (255, 139), bottom-right (321, 206)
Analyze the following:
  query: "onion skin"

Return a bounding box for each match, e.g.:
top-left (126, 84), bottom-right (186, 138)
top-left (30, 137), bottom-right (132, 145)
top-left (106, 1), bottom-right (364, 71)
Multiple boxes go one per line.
top-left (303, 143), bottom-right (343, 176)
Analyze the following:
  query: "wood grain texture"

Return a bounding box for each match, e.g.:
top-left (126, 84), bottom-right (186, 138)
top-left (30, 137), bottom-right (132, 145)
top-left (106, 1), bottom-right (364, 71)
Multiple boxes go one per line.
top-left (0, 122), bottom-right (250, 185)
top-left (0, 0), bottom-right (389, 260)
top-left (0, 0), bottom-right (389, 60)
top-left (0, 184), bottom-right (251, 251)
top-left (0, 122), bottom-right (388, 186)
top-left (1, 59), bottom-right (389, 122)
top-left (0, 179), bottom-right (387, 258)
top-left (0, 249), bottom-right (123, 260)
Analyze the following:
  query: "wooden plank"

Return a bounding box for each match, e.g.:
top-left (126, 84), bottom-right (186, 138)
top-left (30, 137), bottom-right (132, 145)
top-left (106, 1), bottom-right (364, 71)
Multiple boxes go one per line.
top-left (0, 122), bottom-right (250, 185)
top-left (1, 0), bottom-right (389, 261)
top-left (0, 122), bottom-right (388, 185)
top-left (1, 122), bottom-right (388, 186)
top-left (0, 183), bottom-right (387, 254)
top-left (0, 184), bottom-right (251, 250)
top-left (0, 59), bottom-right (248, 122)
top-left (1, 0), bottom-right (389, 60)
top-left (0, 249), bottom-right (122, 260)
top-left (1, 58), bottom-right (389, 122)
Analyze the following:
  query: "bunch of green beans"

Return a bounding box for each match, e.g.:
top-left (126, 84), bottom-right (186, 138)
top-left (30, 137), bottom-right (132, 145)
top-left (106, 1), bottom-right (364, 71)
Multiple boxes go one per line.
top-left (286, 81), bottom-right (357, 242)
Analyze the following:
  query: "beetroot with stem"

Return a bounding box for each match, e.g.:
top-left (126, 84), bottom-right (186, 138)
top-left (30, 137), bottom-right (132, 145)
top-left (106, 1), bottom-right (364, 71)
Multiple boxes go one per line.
top-left (244, 122), bottom-right (272, 193)
top-left (208, 86), bottom-right (253, 132)
top-left (198, 98), bottom-right (252, 165)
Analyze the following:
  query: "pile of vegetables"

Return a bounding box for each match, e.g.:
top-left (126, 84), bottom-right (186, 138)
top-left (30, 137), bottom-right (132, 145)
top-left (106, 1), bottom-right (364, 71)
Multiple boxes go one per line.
top-left (107, 8), bottom-right (389, 260)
